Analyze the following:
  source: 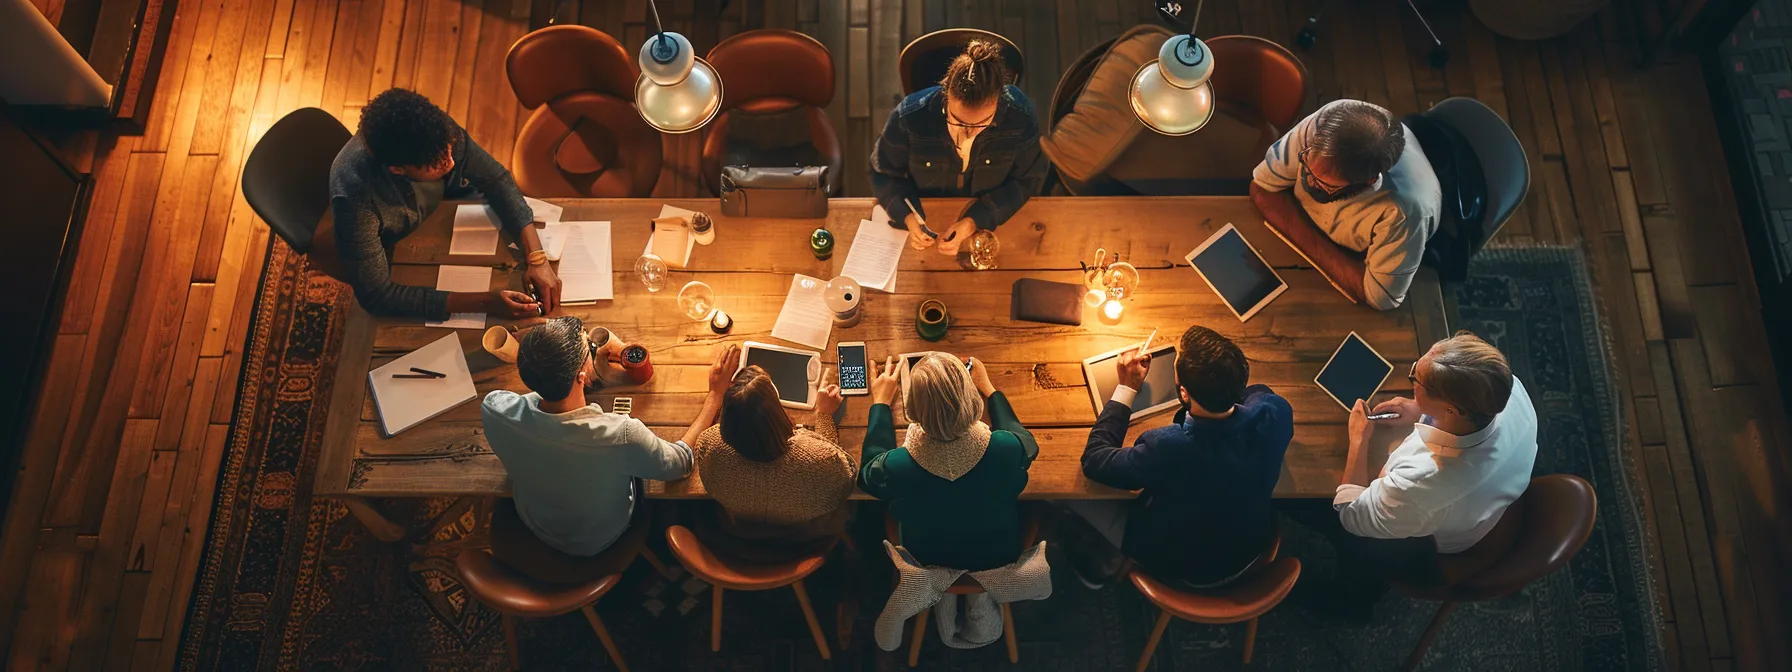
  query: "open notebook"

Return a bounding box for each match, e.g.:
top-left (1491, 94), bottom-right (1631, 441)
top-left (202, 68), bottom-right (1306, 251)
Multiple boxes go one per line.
top-left (368, 333), bottom-right (477, 436)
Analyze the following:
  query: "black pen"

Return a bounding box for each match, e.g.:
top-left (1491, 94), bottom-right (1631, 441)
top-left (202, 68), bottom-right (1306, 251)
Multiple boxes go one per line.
top-left (410, 367), bottom-right (446, 378)
top-left (529, 288), bottom-right (545, 315)
top-left (393, 373), bottom-right (437, 379)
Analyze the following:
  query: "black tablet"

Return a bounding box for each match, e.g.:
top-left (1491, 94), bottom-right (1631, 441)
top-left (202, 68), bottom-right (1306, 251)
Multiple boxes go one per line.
top-left (1185, 224), bottom-right (1289, 322)
top-left (1314, 332), bottom-right (1395, 412)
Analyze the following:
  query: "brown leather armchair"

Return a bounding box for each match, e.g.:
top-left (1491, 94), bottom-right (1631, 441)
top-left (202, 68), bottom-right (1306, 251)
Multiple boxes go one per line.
top-left (699, 29), bottom-right (843, 196)
top-left (897, 28), bottom-right (1025, 95)
top-left (1127, 527), bottom-right (1301, 670)
top-left (1206, 35), bottom-right (1310, 134)
top-left (507, 25), bottom-right (662, 198)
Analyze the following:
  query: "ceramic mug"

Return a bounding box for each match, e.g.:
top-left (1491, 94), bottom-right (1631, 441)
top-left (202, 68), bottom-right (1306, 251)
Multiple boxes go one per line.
top-left (482, 326), bottom-right (519, 363)
top-left (620, 343), bottom-right (654, 385)
top-left (916, 299), bottom-right (950, 342)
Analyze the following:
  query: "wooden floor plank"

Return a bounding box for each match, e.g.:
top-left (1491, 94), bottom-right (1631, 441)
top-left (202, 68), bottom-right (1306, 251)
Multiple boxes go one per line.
top-left (444, 0), bottom-right (484, 123)
top-left (127, 156), bottom-right (222, 418)
top-left (0, 334), bottom-right (87, 659)
top-left (62, 419), bottom-right (158, 670)
top-left (151, 424), bottom-right (231, 672)
top-left (1647, 341), bottom-right (1735, 662)
top-left (4, 529), bottom-right (82, 671)
top-left (56, 135), bottom-right (139, 336)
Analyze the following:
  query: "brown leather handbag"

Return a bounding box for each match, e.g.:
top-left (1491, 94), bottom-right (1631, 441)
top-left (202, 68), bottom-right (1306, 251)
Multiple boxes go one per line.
top-left (718, 165), bottom-right (830, 218)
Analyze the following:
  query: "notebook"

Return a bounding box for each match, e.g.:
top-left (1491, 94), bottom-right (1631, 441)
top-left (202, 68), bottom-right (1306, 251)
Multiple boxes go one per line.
top-left (368, 333), bottom-right (478, 436)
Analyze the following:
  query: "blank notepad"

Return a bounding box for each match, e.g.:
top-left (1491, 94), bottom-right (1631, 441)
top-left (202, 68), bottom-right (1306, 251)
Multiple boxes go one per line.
top-left (368, 333), bottom-right (477, 436)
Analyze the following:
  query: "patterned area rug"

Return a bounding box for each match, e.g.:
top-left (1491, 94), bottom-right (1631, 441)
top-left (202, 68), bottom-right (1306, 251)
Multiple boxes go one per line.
top-left (177, 244), bottom-right (1664, 670)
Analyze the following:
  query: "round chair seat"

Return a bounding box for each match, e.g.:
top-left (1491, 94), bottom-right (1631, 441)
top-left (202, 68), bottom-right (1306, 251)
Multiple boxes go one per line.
top-left (456, 550), bottom-right (623, 618)
top-left (665, 525), bottom-right (833, 591)
top-left (1128, 558), bottom-right (1302, 624)
top-left (513, 91), bottom-right (662, 198)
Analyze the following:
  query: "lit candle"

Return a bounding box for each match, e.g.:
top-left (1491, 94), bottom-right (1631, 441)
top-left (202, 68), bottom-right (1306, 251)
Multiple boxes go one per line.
top-left (709, 309), bottom-right (733, 334)
top-left (1102, 299), bottom-right (1123, 321)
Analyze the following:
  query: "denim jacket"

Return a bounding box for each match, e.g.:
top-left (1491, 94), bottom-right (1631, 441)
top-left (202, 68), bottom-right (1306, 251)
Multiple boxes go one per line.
top-left (869, 85), bottom-right (1046, 231)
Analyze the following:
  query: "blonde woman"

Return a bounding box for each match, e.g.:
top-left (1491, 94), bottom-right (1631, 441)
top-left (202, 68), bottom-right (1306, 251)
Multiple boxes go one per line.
top-left (859, 353), bottom-right (1039, 570)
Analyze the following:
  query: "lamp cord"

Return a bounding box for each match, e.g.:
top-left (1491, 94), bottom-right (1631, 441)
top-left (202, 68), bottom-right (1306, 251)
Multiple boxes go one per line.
top-left (648, 0), bottom-right (665, 45)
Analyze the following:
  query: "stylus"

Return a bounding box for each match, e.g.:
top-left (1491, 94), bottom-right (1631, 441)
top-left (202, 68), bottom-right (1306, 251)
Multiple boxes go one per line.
top-left (904, 198), bottom-right (939, 238)
top-left (1138, 328), bottom-right (1156, 356)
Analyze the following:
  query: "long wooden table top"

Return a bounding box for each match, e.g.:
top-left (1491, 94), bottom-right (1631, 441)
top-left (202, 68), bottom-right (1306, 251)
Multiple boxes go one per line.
top-left (316, 196), bottom-right (1449, 500)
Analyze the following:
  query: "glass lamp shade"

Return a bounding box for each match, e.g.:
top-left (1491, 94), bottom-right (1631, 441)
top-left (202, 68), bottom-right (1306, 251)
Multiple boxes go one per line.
top-left (1129, 34), bottom-right (1216, 136)
top-left (636, 31), bottom-right (722, 134)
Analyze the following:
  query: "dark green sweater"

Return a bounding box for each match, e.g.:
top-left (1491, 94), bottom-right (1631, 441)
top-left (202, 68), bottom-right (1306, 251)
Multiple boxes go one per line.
top-left (858, 392), bottom-right (1039, 571)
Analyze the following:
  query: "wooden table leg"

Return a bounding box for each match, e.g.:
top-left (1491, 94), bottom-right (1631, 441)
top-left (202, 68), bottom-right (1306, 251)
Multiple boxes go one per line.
top-left (340, 495), bottom-right (406, 542)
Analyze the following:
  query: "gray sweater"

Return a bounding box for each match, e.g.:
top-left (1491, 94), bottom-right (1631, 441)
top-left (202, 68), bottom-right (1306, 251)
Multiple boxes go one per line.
top-left (328, 124), bottom-right (533, 319)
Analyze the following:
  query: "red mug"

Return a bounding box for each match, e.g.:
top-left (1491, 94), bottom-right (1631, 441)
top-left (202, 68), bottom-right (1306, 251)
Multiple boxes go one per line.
top-left (620, 344), bottom-right (653, 385)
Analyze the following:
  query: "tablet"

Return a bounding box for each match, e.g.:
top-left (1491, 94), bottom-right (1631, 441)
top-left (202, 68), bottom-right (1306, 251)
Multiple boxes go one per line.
top-left (739, 341), bottom-right (822, 410)
top-left (1081, 342), bottom-right (1182, 421)
top-left (1314, 332), bottom-right (1394, 412)
top-left (1185, 224), bottom-right (1289, 322)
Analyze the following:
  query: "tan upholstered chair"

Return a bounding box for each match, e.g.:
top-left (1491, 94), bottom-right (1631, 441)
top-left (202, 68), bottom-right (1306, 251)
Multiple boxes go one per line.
top-left (506, 25), bottom-right (662, 197)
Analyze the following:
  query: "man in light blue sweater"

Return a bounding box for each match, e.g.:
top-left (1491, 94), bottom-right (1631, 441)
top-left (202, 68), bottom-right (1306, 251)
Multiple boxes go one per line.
top-left (481, 317), bottom-right (737, 556)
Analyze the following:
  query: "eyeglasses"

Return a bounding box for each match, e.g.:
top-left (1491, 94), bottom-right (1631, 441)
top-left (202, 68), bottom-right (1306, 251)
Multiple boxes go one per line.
top-left (943, 103), bottom-right (998, 131)
top-left (1298, 146), bottom-right (1349, 193)
top-left (1407, 360), bottom-right (1435, 394)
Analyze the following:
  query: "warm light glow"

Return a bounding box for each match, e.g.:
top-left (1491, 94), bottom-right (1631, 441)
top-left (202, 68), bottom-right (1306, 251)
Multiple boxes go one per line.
top-left (1102, 299), bottom-right (1124, 320)
top-left (1084, 289), bottom-right (1107, 308)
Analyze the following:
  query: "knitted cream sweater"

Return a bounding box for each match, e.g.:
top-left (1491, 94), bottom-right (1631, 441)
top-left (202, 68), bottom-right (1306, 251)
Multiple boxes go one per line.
top-left (694, 415), bottom-right (857, 530)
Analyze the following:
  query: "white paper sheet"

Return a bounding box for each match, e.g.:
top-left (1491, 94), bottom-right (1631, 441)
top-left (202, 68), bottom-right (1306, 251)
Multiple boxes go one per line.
top-left (771, 274), bottom-right (832, 349)
top-left (558, 221), bottom-right (614, 304)
top-left (450, 204), bottom-right (501, 255)
top-left (425, 265), bottom-right (490, 329)
top-left (841, 217), bottom-right (908, 292)
top-left (524, 196), bottom-right (563, 224)
top-left (368, 333), bottom-right (478, 436)
top-left (537, 223), bottom-right (571, 261)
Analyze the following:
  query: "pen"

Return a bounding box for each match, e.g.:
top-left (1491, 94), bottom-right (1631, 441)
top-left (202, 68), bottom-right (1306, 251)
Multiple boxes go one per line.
top-left (1366, 411), bottom-right (1401, 420)
top-left (410, 367), bottom-right (446, 378)
top-left (529, 288), bottom-right (545, 315)
top-left (903, 198), bottom-right (939, 238)
top-left (392, 373), bottom-right (437, 379)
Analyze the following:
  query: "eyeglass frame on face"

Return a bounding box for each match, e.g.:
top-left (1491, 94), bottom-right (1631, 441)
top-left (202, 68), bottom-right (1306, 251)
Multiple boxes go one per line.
top-left (1298, 146), bottom-right (1351, 194)
top-left (943, 100), bottom-right (999, 131)
top-left (1406, 360), bottom-right (1433, 394)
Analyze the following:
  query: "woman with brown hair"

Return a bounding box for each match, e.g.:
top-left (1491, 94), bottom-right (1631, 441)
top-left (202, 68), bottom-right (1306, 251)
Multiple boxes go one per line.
top-left (870, 39), bottom-right (1045, 255)
top-left (692, 365), bottom-right (854, 559)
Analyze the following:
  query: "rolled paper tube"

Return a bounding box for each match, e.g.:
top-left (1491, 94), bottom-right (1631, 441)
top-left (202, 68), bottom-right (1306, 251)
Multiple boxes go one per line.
top-left (916, 299), bottom-right (950, 342)
top-left (482, 326), bottom-right (519, 364)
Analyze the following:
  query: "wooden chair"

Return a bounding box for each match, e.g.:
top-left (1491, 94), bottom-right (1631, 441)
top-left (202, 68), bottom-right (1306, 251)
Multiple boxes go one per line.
top-left (897, 28), bottom-right (1024, 95)
top-left (240, 107), bottom-right (351, 253)
top-left (884, 510), bottom-right (1040, 666)
top-left (1127, 529), bottom-right (1302, 670)
top-left (455, 500), bottom-right (655, 671)
top-left (1392, 474), bottom-right (1596, 671)
top-left (664, 524), bottom-right (836, 659)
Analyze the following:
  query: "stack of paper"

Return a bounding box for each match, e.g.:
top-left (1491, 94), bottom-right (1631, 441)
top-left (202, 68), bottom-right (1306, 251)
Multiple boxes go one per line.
top-left (425, 265), bottom-right (491, 329)
top-left (524, 196), bottom-right (563, 224)
top-left (841, 216), bottom-right (908, 292)
top-left (450, 205), bottom-right (501, 255)
top-left (771, 274), bottom-right (833, 349)
top-left (558, 221), bottom-right (614, 304)
top-left (526, 197), bottom-right (571, 260)
top-left (368, 333), bottom-right (478, 436)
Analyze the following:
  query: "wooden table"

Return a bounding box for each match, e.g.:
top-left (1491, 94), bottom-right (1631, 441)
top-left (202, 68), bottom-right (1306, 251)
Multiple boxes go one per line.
top-left (316, 197), bottom-right (1449, 540)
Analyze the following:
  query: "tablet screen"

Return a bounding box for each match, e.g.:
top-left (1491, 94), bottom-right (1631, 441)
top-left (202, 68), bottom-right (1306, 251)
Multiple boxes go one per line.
top-left (1315, 332), bottom-right (1394, 411)
top-left (743, 347), bottom-right (815, 404)
top-left (1082, 343), bottom-right (1181, 418)
top-left (1187, 226), bottom-right (1287, 320)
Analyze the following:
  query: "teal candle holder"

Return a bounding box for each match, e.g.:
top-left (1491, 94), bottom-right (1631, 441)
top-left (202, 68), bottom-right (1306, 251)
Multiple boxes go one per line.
top-left (915, 299), bottom-right (950, 342)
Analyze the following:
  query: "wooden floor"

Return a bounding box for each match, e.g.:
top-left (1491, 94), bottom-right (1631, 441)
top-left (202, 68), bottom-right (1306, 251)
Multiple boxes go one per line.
top-left (2, 0), bottom-right (1788, 669)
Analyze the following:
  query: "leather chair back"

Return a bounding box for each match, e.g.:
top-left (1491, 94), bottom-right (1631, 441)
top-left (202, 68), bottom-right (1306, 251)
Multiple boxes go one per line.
top-left (1452, 474), bottom-right (1596, 600)
top-left (708, 29), bottom-right (835, 113)
top-left (506, 25), bottom-right (637, 108)
top-left (241, 107), bottom-right (351, 253)
top-left (1422, 97), bottom-right (1530, 250)
top-left (1205, 35), bottom-right (1309, 132)
top-left (898, 28), bottom-right (1025, 95)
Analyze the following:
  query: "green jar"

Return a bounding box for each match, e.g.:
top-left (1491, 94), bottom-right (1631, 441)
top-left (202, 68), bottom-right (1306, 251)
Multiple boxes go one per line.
top-left (915, 299), bottom-right (950, 341)
top-left (810, 228), bottom-right (835, 260)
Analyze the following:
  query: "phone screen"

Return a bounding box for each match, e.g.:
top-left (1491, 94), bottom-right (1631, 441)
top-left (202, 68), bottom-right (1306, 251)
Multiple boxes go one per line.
top-left (838, 344), bottom-right (869, 391)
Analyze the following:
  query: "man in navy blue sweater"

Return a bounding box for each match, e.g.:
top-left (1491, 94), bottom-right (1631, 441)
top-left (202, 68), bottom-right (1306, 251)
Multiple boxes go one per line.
top-left (1064, 326), bottom-right (1295, 589)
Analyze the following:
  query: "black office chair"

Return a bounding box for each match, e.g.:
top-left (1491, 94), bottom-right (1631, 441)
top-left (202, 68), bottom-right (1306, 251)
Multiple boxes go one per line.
top-left (1407, 97), bottom-right (1529, 281)
top-left (241, 107), bottom-right (352, 253)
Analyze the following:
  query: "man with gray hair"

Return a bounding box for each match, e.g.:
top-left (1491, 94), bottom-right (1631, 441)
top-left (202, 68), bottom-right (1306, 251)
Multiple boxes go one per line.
top-left (1250, 99), bottom-right (1442, 310)
top-left (480, 317), bottom-right (738, 556)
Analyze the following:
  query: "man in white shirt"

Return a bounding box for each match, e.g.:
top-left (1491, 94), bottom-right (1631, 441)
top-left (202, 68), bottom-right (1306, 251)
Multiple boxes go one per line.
top-left (480, 317), bottom-right (738, 556)
top-left (1308, 332), bottom-right (1537, 617)
top-left (1249, 99), bottom-right (1442, 310)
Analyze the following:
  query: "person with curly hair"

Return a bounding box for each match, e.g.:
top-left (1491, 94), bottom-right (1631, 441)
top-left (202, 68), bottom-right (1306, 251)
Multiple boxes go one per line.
top-left (870, 40), bottom-right (1045, 255)
top-left (314, 88), bottom-right (560, 320)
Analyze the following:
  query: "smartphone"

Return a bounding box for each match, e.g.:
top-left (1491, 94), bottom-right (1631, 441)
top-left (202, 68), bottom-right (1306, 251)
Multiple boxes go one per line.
top-left (837, 342), bottom-right (870, 396)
